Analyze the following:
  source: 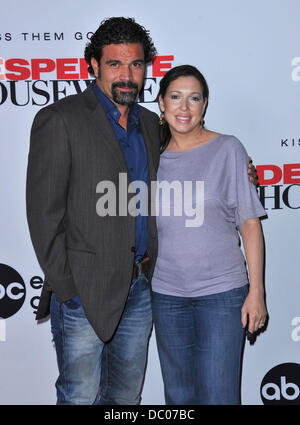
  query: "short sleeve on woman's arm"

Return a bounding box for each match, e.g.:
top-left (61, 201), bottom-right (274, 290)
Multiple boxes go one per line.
top-left (231, 138), bottom-right (267, 231)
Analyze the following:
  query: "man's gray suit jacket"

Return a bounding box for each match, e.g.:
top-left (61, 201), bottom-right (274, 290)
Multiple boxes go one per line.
top-left (26, 85), bottom-right (160, 342)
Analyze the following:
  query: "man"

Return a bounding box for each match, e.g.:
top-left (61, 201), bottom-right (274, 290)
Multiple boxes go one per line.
top-left (26, 17), bottom-right (160, 405)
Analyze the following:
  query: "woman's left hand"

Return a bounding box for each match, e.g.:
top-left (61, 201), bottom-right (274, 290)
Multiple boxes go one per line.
top-left (241, 289), bottom-right (267, 333)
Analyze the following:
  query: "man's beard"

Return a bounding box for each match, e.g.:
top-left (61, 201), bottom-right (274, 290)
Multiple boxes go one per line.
top-left (111, 81), bottom-right (139, 105)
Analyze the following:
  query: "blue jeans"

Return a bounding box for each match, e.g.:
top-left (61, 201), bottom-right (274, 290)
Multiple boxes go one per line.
top-left (50, 274), bottom-right (152, 405)
top-left (152, 285), bottom-right (248, 405)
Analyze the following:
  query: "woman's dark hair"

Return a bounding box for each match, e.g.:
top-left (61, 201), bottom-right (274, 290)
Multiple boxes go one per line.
top-left (158, 65), bottom-right (209, 153)
top-left (84, 17), bottom-right (157, 76)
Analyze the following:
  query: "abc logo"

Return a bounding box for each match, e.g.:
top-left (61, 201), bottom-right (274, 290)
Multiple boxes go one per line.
top-left (260, 363), bottom-right (300, 405)
top-left (0, 264), bottom-right (26, 319)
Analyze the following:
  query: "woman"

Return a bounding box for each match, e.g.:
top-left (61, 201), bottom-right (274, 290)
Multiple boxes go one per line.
top-left (151, 65), bottom-right (267, 405)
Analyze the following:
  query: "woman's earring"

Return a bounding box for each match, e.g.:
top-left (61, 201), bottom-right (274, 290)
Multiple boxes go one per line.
top-left (159, 112), bottom-right (164, 126)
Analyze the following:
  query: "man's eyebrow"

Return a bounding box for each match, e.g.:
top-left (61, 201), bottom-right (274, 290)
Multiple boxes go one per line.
top-left (105, 58), bottom-right (145, 64)
top-left (105, 59), bottom-right (121, 64)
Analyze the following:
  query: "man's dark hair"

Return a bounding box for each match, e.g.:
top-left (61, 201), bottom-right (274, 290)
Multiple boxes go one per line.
top-left (84, 17), bottom-right (157, 76)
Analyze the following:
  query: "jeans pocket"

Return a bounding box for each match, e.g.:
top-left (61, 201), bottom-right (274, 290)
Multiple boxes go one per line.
top-left (225, 285), bottom-right (249, 307)
top-left (63, 295), bottom-right (81, 310)
top-left (142, 271), bottom-right (149, 283)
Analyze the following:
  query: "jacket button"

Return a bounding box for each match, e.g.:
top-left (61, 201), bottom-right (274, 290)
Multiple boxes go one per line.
top-left (131, 247), bottom-right (136, 252)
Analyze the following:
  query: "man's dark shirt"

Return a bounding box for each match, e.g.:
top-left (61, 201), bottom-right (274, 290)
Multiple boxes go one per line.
top-left (92, 81), bottom-right (149, 262)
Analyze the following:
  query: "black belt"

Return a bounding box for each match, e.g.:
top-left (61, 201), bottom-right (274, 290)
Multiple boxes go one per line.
top-left (132, 256), bottom-right (151, 279)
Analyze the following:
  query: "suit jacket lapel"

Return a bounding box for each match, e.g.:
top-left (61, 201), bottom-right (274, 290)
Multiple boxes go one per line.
top-left (139, 111), bottom-right (157, 182)
top-left (83, 86), bottom-right (129, 173)
top-left (82, 86), bottom-right (157, 179)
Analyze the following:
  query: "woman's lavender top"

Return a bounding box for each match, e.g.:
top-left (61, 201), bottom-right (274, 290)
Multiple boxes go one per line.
top-left (151, 135), bottom-right (266, 297)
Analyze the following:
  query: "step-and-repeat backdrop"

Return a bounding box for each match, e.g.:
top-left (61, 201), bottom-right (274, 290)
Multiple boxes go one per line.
top-left (1, 0), bottom-right (299, 405)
